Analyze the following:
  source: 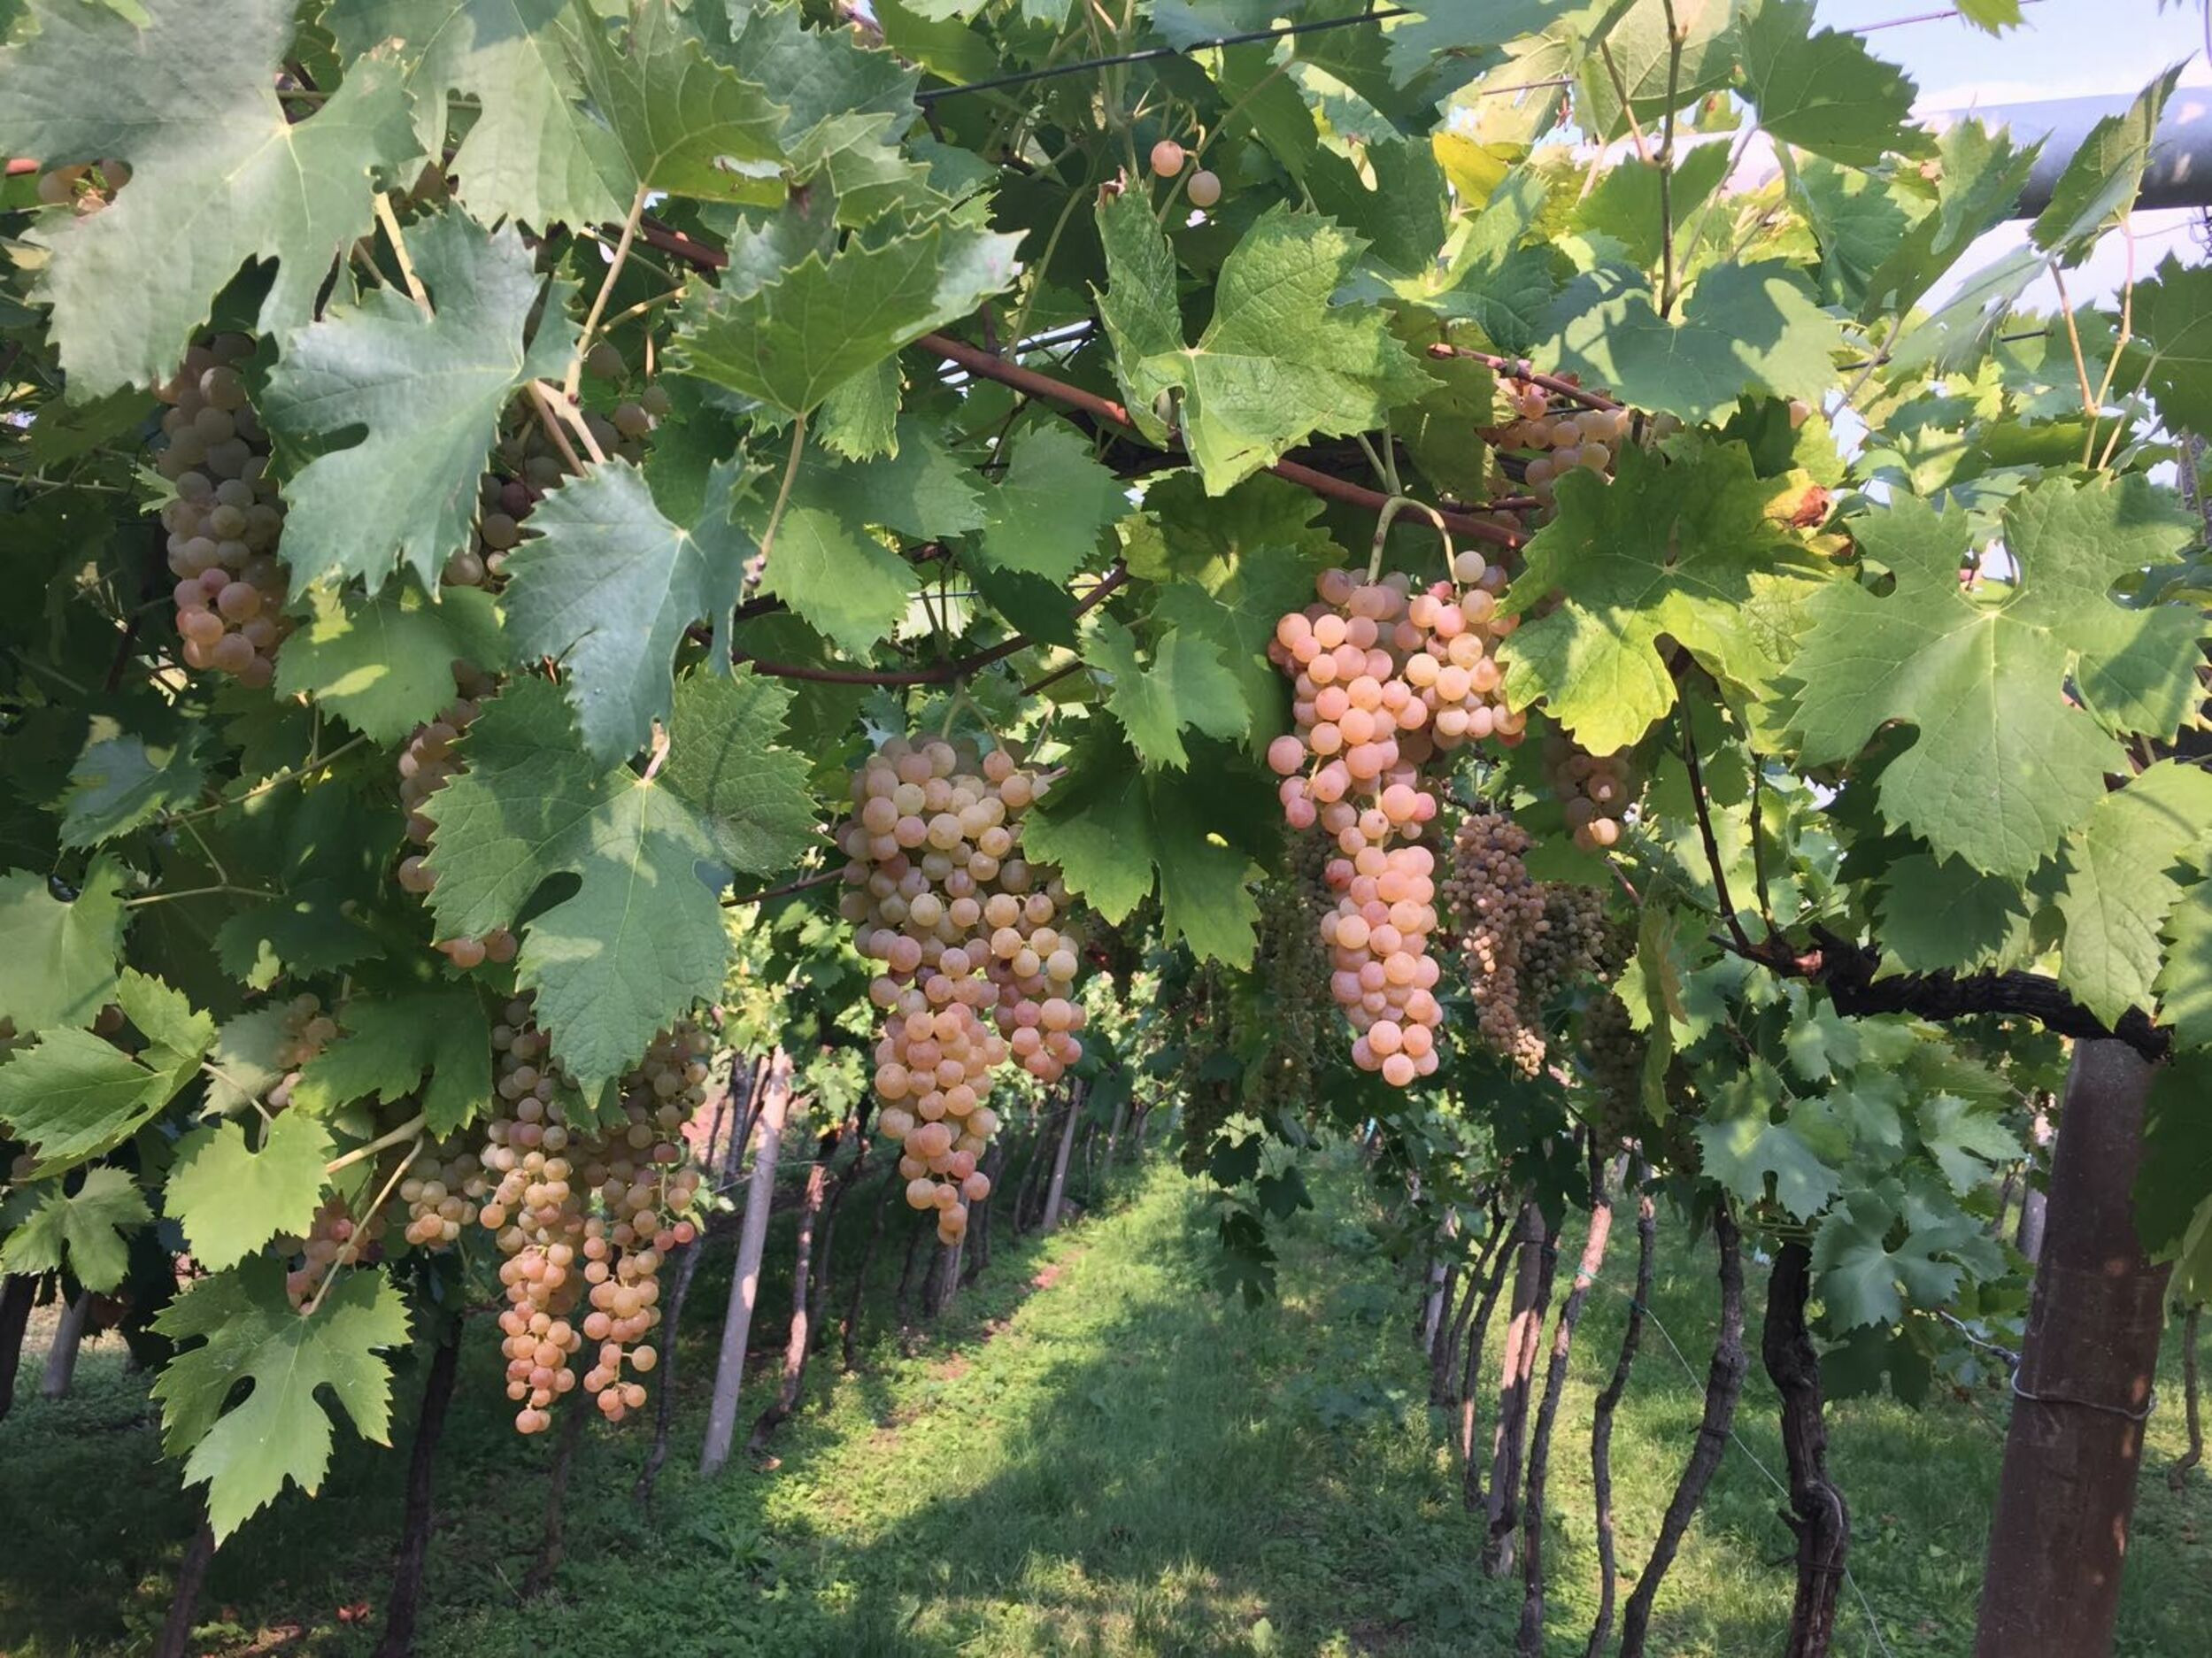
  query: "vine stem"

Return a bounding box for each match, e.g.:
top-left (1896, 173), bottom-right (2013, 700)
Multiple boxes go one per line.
top-left (325, 1113), bottom-right (428, 1176)
top-left (1425, 344), bottom-right (1622, 412)
top-left (1368, 494), bottom-right (1455, 582)
top-left (124, 881), bottom-right (279, 908)
top-left (2048, 260), bottom-right (2102, 428)
top-left (1676, 686), bottom-right (1753, 958)
top-left (530, 379), bottom-right (607, 466)
top-left (373, 195), bottom-right (433, 317)
top-left (167, 735), bottom-right (369, 823)
top-left (721, 867), bottom-right (842, 908)
top-left (752, 413), bottom-right (808, 584)
top-left (568, 184), bottom-right (651, 404)
top-left (2085, 216), bottom-right (2138, 470)
top-left (1654, 0), bottom-right (1685, 318)
top-left (524, 379), bottom-right (590, 472)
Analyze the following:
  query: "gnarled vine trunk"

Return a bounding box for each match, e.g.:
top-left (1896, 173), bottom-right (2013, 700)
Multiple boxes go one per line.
top-left (152, 1511), bottom-right (216, 1658)
top-left (40, 1290), bottom-right (89, 1400)
top-left (1040, 1079), bottom-right (1086, 1233)
top-left (747, 1113), bottom-right (840, 1454)
top-left (1618, 1204), bottom-right (1746, 1658)
top-left (374, 1323), bottom-right (462, 1658)
top-left (1762, 1239), bottom-right (1847, 1658)
top-left (522, 1400), bottom-right (588, 1599)
top-left (1461, 1203), bottom-right (1529, 1506)
top-left (1975, 1039), bottom-right (2171, 1658)
top-left (1484, 1202), bottom-right (1557, 1576)
top-left (634, 1234), bottom-right (703, 1508)
top-left (842, 1168), bottom-right (900, 1369)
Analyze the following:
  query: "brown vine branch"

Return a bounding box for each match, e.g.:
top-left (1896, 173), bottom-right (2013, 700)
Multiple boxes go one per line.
top-left (632, 218), bottom-right (1522, 550)
top-left (721, 867), bottom-right (841, 908)
top-left (1677, 697), bottom-right (1754, 959)
top-left (1426, 343), bottom-right (1623, 412)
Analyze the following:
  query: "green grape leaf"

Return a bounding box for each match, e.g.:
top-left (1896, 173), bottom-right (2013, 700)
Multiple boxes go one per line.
top-left (1735, 0), bottom-right (1925, 168)
top-left (1955, 0), bottom-right (2022, 28)
top-left (2049, 762), bottom-right (2212, 1026)
top-left (0, 0), bottom-right (420, 394)
top-left (276, 584), bottom-right (505, 745)
top-left (59, 727), bottom-right (205, 849)
top-left (750, 501), bottom-right (914, 657)
top-left (1875, 852), bottom-right (2032, 976)
top-left (0, 1166), bottom-right (151, 1292)
top-left (420, 674), bottom-right (813, 1091)
top-left (2031, 66), bottom-right (2184, 262)
top-left (973, 425), bottom-right (1129, 581)
top-left (1024, 730), bottom-right (1268, 964)
top-left (0, 971), bottom-right (212, 1174)
top-left (502, 458), bottom-right (750, 764)
top-left (1694, 1103), bottom-right (1841, 1222)
top-left (1501, 438), bottom-right (1819, 753)
top-left (1106, 204), bottom-right (1431, 492)
top-left (0, 858), bottom-right (128, 1037)
top-left (707, 2), bottom-right (919, 176)
top-left (1811, 1186), bottom-right (1969, 1330)
top-left (1577, 0), bottom-right (1741, 138)
top-left (1091, 191), bottom-right (1183, 446)
top-left (164, 1112), bottom-right (335, 1272)
top-left (2159, 883), bottom-right (2212, 1051)
top-left (569, 1), bottom-right (786, 202)
top-left (1914, 1093), bottom-right (2021, 1194)
top-left (289, 988), bottom-right (492, 1137)
top-left (1087, 617), bottom-right (1249, 769)
top-left (326, 0), bottom-right (630, 231)
top-left (261, 212), bottom-right (575, 593)
top-left (818, 416), bottom-right (984, 540)
top-left (1543, 262), bottom-right (1843, 423)
top-left (1787, 480), bottom-right (2202, 879)
top-left (2137, 1053), bottom-right (2212, 1252)
top-left (1861, 119), bottom-right (2041, 323)
top-left (2129, 255), bottom-right (2212, 438)
top-left (674, 219), bottom-right (1023, 417)
top-left (202, 1006), bottom-right (301, 1116)
top-left (151, 1259), bottom-right (411, 1541)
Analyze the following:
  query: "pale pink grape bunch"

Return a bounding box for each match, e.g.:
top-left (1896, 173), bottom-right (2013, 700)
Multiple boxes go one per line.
top-left (1320, 841), bottom-right (1447, 1084)
top-left (156, 335), bottom-right (292, 687)
top-left (1541, 729), bottom-right (1637, 852)
top-left (1482, 374), bottom-right (1630, 517)
top-left (837, 737), bottom-right (1083, 1241)
top-left (281, 1194), bottom-right (386, 1311)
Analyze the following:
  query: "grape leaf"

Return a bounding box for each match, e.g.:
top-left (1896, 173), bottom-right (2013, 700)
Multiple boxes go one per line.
top-left (1811, 1186), bottom-right (1970, 1330)
top-left (1787, 480), bottom-right (2202, 879)
top-left (420, 673), bottom-right (814, 1090)
top-left (2128, 256), bottom-right (2212, 438)
top-left (0, 0), bottom-right (420, 394)
top-left (0, 971), bottom-right (212, 1175)
top-left (2048, 761), bottom-right (2212, 1026)
top-left (1092, 191), bottom-right (1183, 446)
top-left (1955, 0), bottom-right (2022, 28)
top-left (261, 211), bottom-right (574, 593)
top-left (289, 988), bottom-right (492, 1137)
top-left (59, 726), bottom-right (205, 849)
top-left (151, 1259), bottom-right (411, 1541)
top-left (751, 501), bottom-right (914, 657)
top-left (2159, 883), bottom-right (2212, 1052)
top-left (1735, 0), bottom-right (1925, 168)
top-left (1086, 617), bottom-right (1248, 769)
top-left (1024, 729), bottom-right (1268, 964)
top-left (0, 1166), bottom-right (150, 1292)
top-left (1875, 852), bottom-right (2031, 976)
top-left (1576, 0), bottom-right (1741, 138)
top-left (1915, 1093), bottom-right (2021, 1194)
top-left (326, 0), bottom-right (630, 231)
top-left (165, 1112), bottom-right (335, 1272)
top-left (2137, 1053), bottom-right (2212, 1252)
top-left (674, 219), bottom-right (1023, 417)
top-left (815, 416), bottom-right (984, 540)
top-left (2031, 65), bottom-right (2184, 262)
top-left (1860, 119), bottom-right (2040, 324)
top-left (1102, 204), bottom-right (1431, 492)
top-left (568, 1), bottom-right (786, 202)
top-left (202, 1006), bottom-right (300, 1115)
top-left (0, 860), bottom-right (128, 1037)
top-left (501, 458), bottom-right (750, 764)
top-left (1694, 1103), bottom-right (1841, 1222)
top-left (1501, 438), bottom-right (1821, 753)
top-left (276, 584), bottom-right (505, 745)
top-left (1543, 262), bottom-right (1844, 423)
top-left (703, 0), bottom-right (918, 175)
top-left (973, 426), bottom-right (1129, 581)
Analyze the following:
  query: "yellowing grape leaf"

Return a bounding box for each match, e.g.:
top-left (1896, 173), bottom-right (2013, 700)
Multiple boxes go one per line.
top-left (421, 673), bottom-right (814, 1091)
top-left (152, 1260), bottom-right (411, 1540)
top-left (1787, 479), bottom-right (2202, 879)
top-left (0, 0), bottom-right (420, 393)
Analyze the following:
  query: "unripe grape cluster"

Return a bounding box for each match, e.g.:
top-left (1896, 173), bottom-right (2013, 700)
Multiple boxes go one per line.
top-left (481, 1007), bottom-right (708, 1432)
top-left (442, 473), bottom-right (536, 590)
top-left (1542, 729), bottom-right (1637, 852)
top-left (1482, 375), bottom-right (1631, 515)
top-left (837, 738), bottom-right (1085, 1241)
top-left (1521, 883), bottom-right (1614, 1015)
top-left (1445, 813), bottom-right (1548, 1075)
top-left (155, 335), bottom-right (292, 686)
top-left (1583, 991), bottom-right (1647, 1138)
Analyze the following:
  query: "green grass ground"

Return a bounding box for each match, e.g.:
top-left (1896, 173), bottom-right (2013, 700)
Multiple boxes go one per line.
top-left (3, 1151), bottom-right (2208, 1656)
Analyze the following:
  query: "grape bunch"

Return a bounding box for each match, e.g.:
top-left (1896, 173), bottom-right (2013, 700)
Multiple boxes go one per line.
top-left (836, 738), bottom-right (1085, 1241)
top-left (1582, 991), bottom-right (1647, 1139)
top-left (1521, 883), bottom-right (1615, 1014)
top-left (262, 994), bottom-right (340, 1114)
top-left (155, 336), bottom-right (292, 687)
top-left (442, 473), bottom-right (536, 590)
top-left (397, 1147), bottom-right (489, 1248)
top-left (481, 1007), bottom-right (708, 1431)
top-left (1445, 813), bottom-right (1548, 1075)
top-left (1321, 843), bottom-right (1446, 1084)
top-left (1482, 375), bottom-right (1632, 516)
top-left (282, 1195), bottom-right (387, 1311)
top-left (1541, 730), bottom-right (1637, 852)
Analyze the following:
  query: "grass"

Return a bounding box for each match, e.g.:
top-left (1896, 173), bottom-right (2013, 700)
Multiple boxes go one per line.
top-left (2, 1147), bottom-right (2208, 1656)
